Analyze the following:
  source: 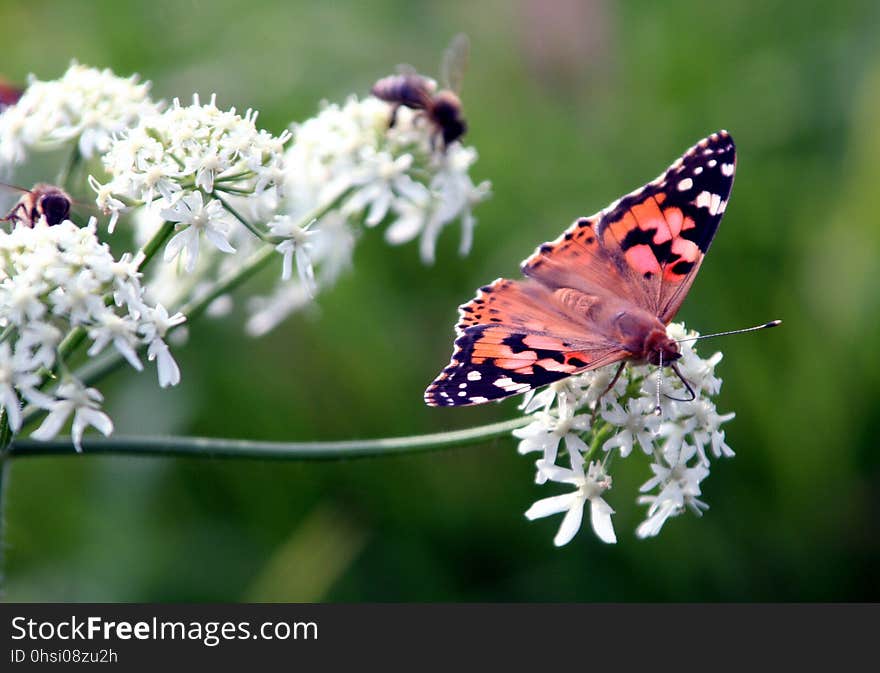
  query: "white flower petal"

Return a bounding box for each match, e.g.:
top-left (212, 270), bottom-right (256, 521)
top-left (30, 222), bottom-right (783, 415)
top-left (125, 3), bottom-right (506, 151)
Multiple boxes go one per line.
top-left (553, 497), bottom-right (585, 547)
top-left (590, 498), bottom-right (617, 544)
top-left (525, 492), bottom-right (577, 520)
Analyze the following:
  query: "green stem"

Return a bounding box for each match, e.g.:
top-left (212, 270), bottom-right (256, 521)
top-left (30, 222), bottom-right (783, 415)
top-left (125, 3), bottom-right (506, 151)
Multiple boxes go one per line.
top-left (176, 188), bottom-right (355, 320)
top-left (213, 193), bottom-right (271, 242)
top-left (7, 418), bottom-right (529, 461)
top-left (178, 244), bottom-right (276, 319)
top-left (137, 221), bottom-right (175, 270)
top-left (55, 327), bottom-right (87, 367)
top-left (56, 147), bottom-right (82, 187)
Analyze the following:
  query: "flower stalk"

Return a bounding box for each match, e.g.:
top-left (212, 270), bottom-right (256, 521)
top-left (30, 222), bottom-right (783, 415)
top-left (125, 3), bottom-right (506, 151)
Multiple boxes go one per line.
top-left (7, 417), bottom-right (530, 460)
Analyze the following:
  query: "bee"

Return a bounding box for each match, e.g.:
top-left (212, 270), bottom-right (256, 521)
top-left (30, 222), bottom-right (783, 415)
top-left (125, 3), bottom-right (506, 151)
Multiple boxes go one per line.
top-left (2, 183), bottom-right (73, 227)
top-left (0, 77), bottom-right (23, 110)
top-left (372, 33), bottom-right (470, 150)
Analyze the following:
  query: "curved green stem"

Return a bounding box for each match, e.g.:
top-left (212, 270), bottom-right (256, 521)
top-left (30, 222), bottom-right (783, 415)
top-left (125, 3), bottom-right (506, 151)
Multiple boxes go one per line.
top-left (178, 244), bottom-right (276, 319)
top-left (8, 417), bottom-right (529, 461)
top-left (56, 147), bottom-right (82, 187)
top-left (137, 221), bottom-right (175, 270)
top-left (213, 192), bottom-right (271, 242)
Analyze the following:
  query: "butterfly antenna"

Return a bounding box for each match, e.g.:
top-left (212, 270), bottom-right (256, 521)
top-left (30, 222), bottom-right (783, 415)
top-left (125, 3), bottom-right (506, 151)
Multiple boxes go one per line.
top-left (675, 319), bottom-right (782, 344)
top-left (659, 320), bottom-right (780, 408)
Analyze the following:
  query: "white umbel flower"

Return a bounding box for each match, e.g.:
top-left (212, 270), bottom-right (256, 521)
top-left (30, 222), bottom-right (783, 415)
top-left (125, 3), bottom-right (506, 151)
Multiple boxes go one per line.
top-left (249, 91), bottom-right (491, 334)
top-left (525, 458), bottom-right (616, 546)
top-left (0, 219), bottom-right (185, 449)
top-left (161, 191), bottom-right (236, 273)
top-left (636, 442), bottom-right (710, 538)
top-left (518, 323), bottom-right (736, 546)
top-left (29, 381), bottom-right (113, 452)
top-left (92, 93), bottom-right (290, 238)
top-left (268, 214), bottom-right (318, 295)
top-left (0, 62), bottom-right (159, 167)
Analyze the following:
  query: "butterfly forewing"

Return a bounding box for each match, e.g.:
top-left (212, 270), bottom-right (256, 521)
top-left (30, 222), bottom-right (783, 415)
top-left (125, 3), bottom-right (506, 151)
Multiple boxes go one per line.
top-left (522, 131), bottom-right (735, 322)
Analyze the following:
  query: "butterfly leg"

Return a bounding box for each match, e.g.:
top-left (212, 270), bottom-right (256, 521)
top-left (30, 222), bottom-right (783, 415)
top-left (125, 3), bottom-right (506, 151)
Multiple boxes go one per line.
top-left (591, 361), bottom-right (626, 425)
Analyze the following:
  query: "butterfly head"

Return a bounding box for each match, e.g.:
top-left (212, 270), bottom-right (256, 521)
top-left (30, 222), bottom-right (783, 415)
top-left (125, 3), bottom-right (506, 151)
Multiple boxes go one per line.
top-left (643, 328), bottom-right (681, 368)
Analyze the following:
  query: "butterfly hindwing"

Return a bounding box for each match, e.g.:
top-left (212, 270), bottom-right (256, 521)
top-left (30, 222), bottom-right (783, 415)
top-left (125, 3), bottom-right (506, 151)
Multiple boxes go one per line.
top-left (425, 279), bottom-right (629, 406)
top-left (521, 130), bottom-right (735, 323)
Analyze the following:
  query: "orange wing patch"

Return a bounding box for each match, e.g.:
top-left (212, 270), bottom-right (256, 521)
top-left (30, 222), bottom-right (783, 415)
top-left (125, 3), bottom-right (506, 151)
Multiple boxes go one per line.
top-left (521, 130), bottom-right (736, 322)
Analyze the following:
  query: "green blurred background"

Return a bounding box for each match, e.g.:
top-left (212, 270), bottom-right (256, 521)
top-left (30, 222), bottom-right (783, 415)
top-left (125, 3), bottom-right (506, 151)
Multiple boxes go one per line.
top-left (2, 0), bottom-right (879, 601)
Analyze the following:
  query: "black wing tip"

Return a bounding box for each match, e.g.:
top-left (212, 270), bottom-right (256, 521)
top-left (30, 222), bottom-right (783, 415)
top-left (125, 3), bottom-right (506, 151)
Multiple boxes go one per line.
top-left (700, 129), bottom-right (735, 154)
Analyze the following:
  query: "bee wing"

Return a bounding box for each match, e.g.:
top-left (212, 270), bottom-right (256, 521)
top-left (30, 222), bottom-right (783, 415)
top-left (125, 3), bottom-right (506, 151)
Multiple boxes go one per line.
top-left (0, 182), bottom-right (31, 195)
top-left (440, 33), bottom-right (470, 94)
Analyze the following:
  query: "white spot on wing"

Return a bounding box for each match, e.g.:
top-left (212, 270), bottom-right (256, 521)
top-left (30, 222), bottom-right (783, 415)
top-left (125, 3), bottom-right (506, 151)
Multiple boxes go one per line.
top-left (721, 163), bottom-right (734, 176)
top-left (677, 178), bottom-right (693, 191)
top-left (493, 376), bottom-right (531, 393)
top-left (467, 371), bottom-right (482, 381)
top-left (695, 191), bottom-right (712, 209)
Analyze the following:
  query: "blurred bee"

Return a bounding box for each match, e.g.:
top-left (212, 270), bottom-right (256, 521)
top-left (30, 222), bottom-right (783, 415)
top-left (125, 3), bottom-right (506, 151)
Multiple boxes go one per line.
top-left (372, 33), bottom-right (470, 150)
top-left (0, 77), bottom-right (23, 110)
top-left (2, 183), bottom-right (73, 227)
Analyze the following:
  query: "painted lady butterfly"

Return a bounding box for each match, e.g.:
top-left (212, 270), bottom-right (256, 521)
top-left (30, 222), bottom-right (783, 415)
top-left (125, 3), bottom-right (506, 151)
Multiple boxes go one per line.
top-left (425, 130), bottom-right (736, 407)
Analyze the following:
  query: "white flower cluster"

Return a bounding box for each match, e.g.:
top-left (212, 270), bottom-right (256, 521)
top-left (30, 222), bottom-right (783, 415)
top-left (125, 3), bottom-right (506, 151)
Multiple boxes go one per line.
top-left (246, 94), bottom-right (490, 336)
top-left (0, 62), bottom-right (159, 167)
top-left (0, 219), bottom-right (184, 450)
top-left (91, 93), bottom-right (290, 240)
top-left (0, 59), bottom-right (494, 447)
top-left (518, 323), bottom-right (734, 546)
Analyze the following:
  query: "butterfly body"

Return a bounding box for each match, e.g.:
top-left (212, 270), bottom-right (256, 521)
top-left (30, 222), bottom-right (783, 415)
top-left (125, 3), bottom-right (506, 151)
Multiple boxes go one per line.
top-left (425, 130), bottom-right (735, 407)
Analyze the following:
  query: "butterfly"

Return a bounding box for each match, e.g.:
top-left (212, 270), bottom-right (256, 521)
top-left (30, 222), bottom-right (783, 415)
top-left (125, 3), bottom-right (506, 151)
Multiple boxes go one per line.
top-left (425, 130), bottom-right (735, 407)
